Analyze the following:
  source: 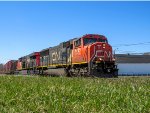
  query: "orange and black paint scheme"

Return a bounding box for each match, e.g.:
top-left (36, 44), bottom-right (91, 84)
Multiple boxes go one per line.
top-left (2, 34), bottom-right (118, 77)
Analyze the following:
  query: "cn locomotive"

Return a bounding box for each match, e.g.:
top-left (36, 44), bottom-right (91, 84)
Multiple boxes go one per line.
top-left (2, 34), bottom-right (118, 77)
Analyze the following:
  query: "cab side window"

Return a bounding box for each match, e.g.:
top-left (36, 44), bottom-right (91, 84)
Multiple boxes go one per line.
top-left (75, 38), bottom-right (81, 47)
top-left (63, 41), bottom-right (70, 48)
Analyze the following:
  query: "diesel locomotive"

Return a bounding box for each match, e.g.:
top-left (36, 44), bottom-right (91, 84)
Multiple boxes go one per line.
top-left (2, 34), bottom-right (118, 77)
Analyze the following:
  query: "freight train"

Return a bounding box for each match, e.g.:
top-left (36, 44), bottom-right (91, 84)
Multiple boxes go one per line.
top-left (1, 34), bottom-right (118, 77)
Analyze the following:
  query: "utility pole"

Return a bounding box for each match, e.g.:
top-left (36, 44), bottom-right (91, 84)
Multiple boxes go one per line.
top-left (114, 48), bottom-right (118, 59)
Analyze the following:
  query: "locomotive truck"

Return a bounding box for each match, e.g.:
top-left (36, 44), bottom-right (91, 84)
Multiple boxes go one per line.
top-left (3, 34), bottom-right (118, 77)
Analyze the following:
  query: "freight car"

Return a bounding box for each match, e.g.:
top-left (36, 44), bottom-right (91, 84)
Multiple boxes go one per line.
top-left (3, 60), bottom-right (17, 74)
top-left (15, 34), bottom-right (118, 77)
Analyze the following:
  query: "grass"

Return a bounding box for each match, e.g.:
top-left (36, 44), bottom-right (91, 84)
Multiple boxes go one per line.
top-left (0, 75), bottom-right (150, 113)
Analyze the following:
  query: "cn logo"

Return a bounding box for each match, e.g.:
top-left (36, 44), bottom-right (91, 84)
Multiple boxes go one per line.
top-left (105, 51), bottom-right (111, 58)
top-left (52, 51), bottom-right (60, 61)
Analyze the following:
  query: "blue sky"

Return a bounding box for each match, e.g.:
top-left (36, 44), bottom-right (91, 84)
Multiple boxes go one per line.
top-left (0, 1), bottom-right (150, 63)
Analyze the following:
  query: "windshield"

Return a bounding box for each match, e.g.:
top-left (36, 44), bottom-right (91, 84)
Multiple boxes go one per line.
top-left (84, 38), bottom-right (97, 45)
top-left (84, 38), bottom-right (107, 45)
top-left (98, 38), bottom-right (108, 43)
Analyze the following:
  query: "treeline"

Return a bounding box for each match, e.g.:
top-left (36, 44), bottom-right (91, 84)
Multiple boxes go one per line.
top-left (0, 64), bottom-right (4, 74)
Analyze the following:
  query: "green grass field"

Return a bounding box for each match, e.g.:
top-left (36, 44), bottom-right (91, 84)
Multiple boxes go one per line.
top-left (0, 75), bottom-right (150, 113)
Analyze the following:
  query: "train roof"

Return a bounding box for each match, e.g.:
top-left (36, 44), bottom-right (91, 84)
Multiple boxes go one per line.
top-left (27, 52), bottom-right (40, 57)
top-left (40, 48), bottom-right (49, 52)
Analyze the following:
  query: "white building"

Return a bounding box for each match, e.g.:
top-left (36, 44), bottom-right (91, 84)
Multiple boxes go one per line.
top-left (116, 54), bottom-right (150, 75)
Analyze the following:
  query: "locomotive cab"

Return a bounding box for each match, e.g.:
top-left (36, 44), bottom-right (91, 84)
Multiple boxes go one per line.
top-left (72, 34), bottom-right (114, 63)
top-left (71, 34), bottom-right (118, 77)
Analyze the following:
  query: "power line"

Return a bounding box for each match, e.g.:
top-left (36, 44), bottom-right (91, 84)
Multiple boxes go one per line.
top-left (113, 42), bottom-right (150, 47)
top-left (114, 48), bottom-right (150, 55)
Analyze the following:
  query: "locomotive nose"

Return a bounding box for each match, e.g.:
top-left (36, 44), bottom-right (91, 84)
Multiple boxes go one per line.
top-left (96, 43), bottom-right (106, 49)
top-left (92, 42), bottom-right (112, 62)
top-left (96, 43), bottom-right (110, 50)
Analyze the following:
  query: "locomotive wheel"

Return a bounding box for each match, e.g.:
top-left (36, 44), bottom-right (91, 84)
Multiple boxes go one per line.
top-left (112, 70), bottom-right (118, 78)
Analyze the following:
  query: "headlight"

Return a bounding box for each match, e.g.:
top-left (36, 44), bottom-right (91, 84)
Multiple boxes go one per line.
top-left (102, 44), bottom-right (106, 48)
top-left (112, 58), bottom-right (115, 61)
